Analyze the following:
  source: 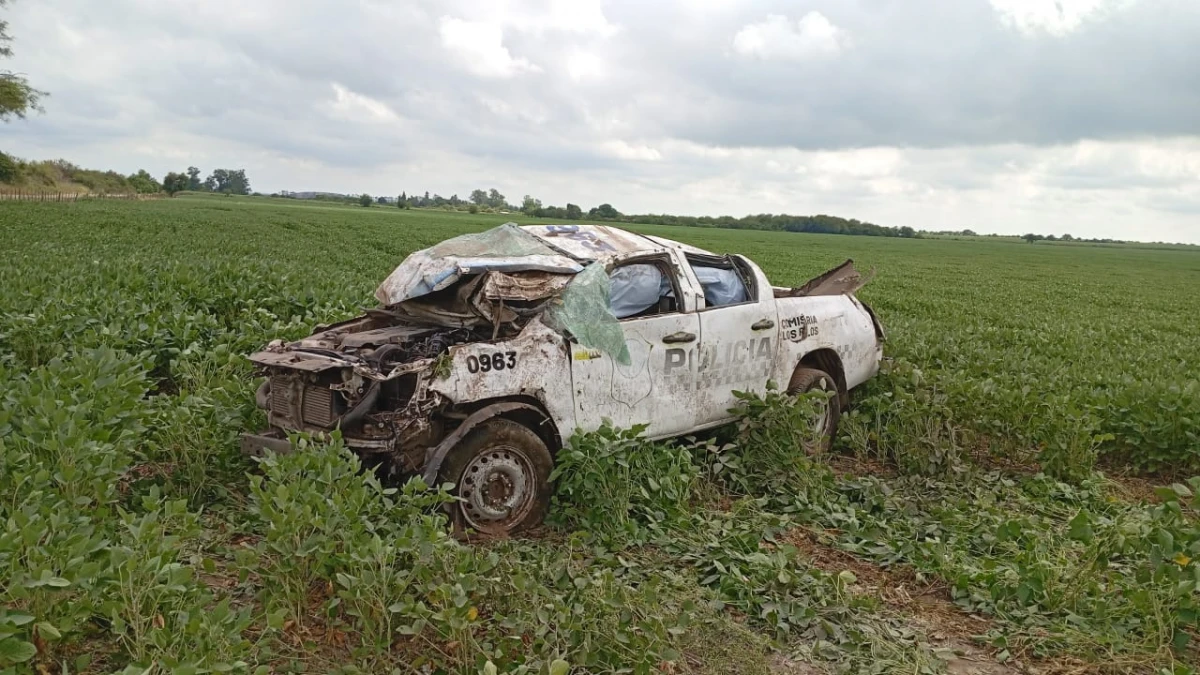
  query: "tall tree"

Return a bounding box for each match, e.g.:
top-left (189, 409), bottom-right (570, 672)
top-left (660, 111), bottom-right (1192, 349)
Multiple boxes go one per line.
top-left (162, 172), bottom-right (188, 196)
top-left (521, 195), bottom-right (542, 215)
top-left (591, 203), bottom-right (619, 219)
top-left (186, 166), bottom-right (202, 191)
top-left (0, 0), bottom-right (45, 121)
top-left (487, 189), bottom-right (505, 209)
top-left (565, 203), bottom-right (582, 220)
top-left (203, 168), bottom-right (251, 195)
top-left (226, 168), bottom-right (250, 195)
top-left (469, 189), bottom-right (487, 205)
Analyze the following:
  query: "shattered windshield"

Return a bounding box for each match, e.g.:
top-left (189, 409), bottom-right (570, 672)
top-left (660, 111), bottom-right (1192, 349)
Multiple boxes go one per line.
top-left (545, 263), bottom-right (631, 365)
top-left (374, 223), bottom-right (635, 365)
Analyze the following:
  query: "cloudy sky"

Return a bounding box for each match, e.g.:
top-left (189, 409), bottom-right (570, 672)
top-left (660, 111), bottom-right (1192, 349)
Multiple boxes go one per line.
top-left (3, 0), bottom-right (1199, 243)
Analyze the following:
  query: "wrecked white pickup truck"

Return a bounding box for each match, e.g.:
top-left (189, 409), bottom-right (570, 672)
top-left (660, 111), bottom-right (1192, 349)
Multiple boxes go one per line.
top-left (243, 223), bottom-right (883, 534)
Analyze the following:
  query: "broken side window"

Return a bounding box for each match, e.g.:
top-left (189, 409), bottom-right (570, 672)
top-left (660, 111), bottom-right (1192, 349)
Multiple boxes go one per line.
top-left (608, 263), bottom-right (676, 319)
top-left (688, 261), bottom-right (750, 308)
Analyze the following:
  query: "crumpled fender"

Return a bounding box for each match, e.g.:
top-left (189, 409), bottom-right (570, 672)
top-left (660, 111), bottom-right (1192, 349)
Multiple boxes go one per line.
top-left (421, 401), bottom-right (548, 485)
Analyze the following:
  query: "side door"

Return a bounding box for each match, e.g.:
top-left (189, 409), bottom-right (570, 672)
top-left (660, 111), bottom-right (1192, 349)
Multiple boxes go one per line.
top-left (568, 254), bottom-right (704, 439)
top-left (686, 254), bottom-right (780, 427)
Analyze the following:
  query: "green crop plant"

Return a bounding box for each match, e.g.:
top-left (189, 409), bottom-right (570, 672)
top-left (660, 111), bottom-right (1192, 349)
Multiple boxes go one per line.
top-left (0, 197), bottom-right (1197, 672)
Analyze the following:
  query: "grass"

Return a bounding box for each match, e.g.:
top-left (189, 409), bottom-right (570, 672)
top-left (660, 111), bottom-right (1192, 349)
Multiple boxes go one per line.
top-left (0, 196), bottom-right (1196, 674)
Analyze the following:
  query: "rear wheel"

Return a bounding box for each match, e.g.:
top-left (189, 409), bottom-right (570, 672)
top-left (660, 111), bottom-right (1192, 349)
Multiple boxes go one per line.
top-left (786, 367), bottom-right (840, 453)
top-left (438, 418), bottom-right (553, 537)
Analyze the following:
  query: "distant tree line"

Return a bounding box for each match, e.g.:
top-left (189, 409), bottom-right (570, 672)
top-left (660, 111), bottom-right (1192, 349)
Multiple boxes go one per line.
top-left (1021, 232), bottom-right (1125, 245)
top-left (334, 185), bottom-right (927, 238)
top-left (162, 166), bottom-right (251, 196)
top-left (511, 193), bottom-right (917, 238)
top-left (612, 211), bottom-right (917, 237)
top-left (263, 181), bottom-right (1144, 245)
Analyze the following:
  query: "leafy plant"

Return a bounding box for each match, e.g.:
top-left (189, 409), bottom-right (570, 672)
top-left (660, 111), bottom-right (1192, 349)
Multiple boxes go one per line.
top-left (550, 423), bottom-right (699, 545)
top-left (3, 195), bottom-right (1200, 673)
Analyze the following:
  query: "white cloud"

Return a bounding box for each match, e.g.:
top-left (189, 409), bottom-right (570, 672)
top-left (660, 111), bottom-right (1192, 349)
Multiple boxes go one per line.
top-left (989, 0), bottom-right (1136, 36)
top-left (510, 0), bottom-right (618, 37)
top-left (438, 17), bottom-right (540, 78)
top-left (601, 140), bottom-right (662, 161)
top-left (732, 12), bottom-right (847, 60)
top-left (327, 84), bottom-right (398, 123)
top-left (566, 50), bottom-right (605, 81)
top-left (810, 148), bottom-right (905, 179)
top-left (478, 96), bottom-right (549, 125)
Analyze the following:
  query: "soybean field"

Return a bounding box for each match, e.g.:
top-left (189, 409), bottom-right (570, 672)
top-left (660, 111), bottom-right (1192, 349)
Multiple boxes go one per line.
top-left (0, 196), bottom-right (1197, 675)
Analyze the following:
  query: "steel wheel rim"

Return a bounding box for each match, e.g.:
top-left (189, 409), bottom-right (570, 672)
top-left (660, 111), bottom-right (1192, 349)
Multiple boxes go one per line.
top-left (459, 443), bottom-right (536, 533)
top-left (811, 396), bottom-right (831, 436)
top-left (809, 377), bottom-right (833, 439)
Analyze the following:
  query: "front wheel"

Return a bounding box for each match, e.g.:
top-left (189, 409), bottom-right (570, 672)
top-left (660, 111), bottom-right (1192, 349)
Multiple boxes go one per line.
top-left (786, 367), bottom-right (840, 454)
top-left (438, 418), bottom-right (553, 537)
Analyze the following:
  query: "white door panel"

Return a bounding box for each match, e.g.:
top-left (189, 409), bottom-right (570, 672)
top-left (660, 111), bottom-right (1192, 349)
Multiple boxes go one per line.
top-left (693, 303), bottom-right (779, 424)
top-left (569, 313), bottom-right (702, 438)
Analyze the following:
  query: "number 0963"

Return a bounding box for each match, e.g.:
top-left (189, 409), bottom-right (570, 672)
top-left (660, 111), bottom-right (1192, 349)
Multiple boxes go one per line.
top-left (466, 351), bottom-right (517, 374)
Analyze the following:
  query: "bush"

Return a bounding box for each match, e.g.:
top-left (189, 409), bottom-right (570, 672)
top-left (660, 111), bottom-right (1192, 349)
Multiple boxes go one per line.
top-left (697, 385), bottom-right (835, 499)
top-left (838, 359), bottom-right (969, 476)
top-left (0, 151), bottom-right (18, 183)
top-left (0, 349), bottom-right (254, 671)
top-left (247, 434), bottom-right (482, 660)
top-left (550, 423), bottom-right (700, 545)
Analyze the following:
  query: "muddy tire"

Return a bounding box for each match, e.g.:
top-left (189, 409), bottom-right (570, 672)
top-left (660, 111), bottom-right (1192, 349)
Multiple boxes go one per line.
top-left (786, 367), bottom-right (840, 454)
top-left (438, 418), bottom-right (553, 537)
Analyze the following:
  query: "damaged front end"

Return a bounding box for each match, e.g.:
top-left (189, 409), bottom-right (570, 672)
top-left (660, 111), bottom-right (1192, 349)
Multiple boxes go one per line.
top-left (241, 222), bottom-right (586, 476)
top-left (241, 319), bottom-right (475, 472)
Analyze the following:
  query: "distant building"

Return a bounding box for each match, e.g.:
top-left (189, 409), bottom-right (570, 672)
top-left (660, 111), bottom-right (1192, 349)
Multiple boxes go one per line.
top-left (290, 191), bottom-right (350, 200)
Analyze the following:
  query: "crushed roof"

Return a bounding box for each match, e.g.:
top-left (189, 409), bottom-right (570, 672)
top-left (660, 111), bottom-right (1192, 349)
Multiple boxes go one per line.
top-left (522, 224), bottom-right (713, 261)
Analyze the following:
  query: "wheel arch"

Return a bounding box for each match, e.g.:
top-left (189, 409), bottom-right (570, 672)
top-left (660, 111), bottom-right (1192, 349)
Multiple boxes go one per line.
top-left (796, 348), bottom-right (848, 410)
top-left (421, 396), bottom-right (562, 485)
top-left (463, 395), bottom-right (564, 457)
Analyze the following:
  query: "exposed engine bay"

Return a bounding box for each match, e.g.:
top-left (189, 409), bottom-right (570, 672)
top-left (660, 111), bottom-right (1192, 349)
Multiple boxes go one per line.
top-left (247, 264), bottom-right (570, 475)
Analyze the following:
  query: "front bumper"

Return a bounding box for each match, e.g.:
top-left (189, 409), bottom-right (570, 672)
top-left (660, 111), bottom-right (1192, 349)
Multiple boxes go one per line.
top-left (240, 428), bottom-right (398, 457)
top-left (240, 431), bottom-right (294, 457)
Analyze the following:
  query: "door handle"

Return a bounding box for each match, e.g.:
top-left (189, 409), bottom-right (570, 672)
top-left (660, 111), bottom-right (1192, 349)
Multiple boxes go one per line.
top-left (662, 331), bottom-right (696, 344)
top-left (751, 319), bottom-right (775, 331)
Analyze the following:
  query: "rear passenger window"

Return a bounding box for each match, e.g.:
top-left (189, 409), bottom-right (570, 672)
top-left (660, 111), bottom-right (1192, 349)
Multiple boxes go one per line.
top-left (687, 256), bottom-right (753, 308)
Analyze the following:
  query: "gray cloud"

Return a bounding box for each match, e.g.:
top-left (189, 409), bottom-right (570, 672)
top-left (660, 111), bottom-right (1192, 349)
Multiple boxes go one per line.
top-left (0, 0), bottom-right (1198, 242)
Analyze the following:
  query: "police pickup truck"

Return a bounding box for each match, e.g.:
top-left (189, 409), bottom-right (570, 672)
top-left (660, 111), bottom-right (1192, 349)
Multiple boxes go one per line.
top-left (243, 224), bottom-right (884, 535)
